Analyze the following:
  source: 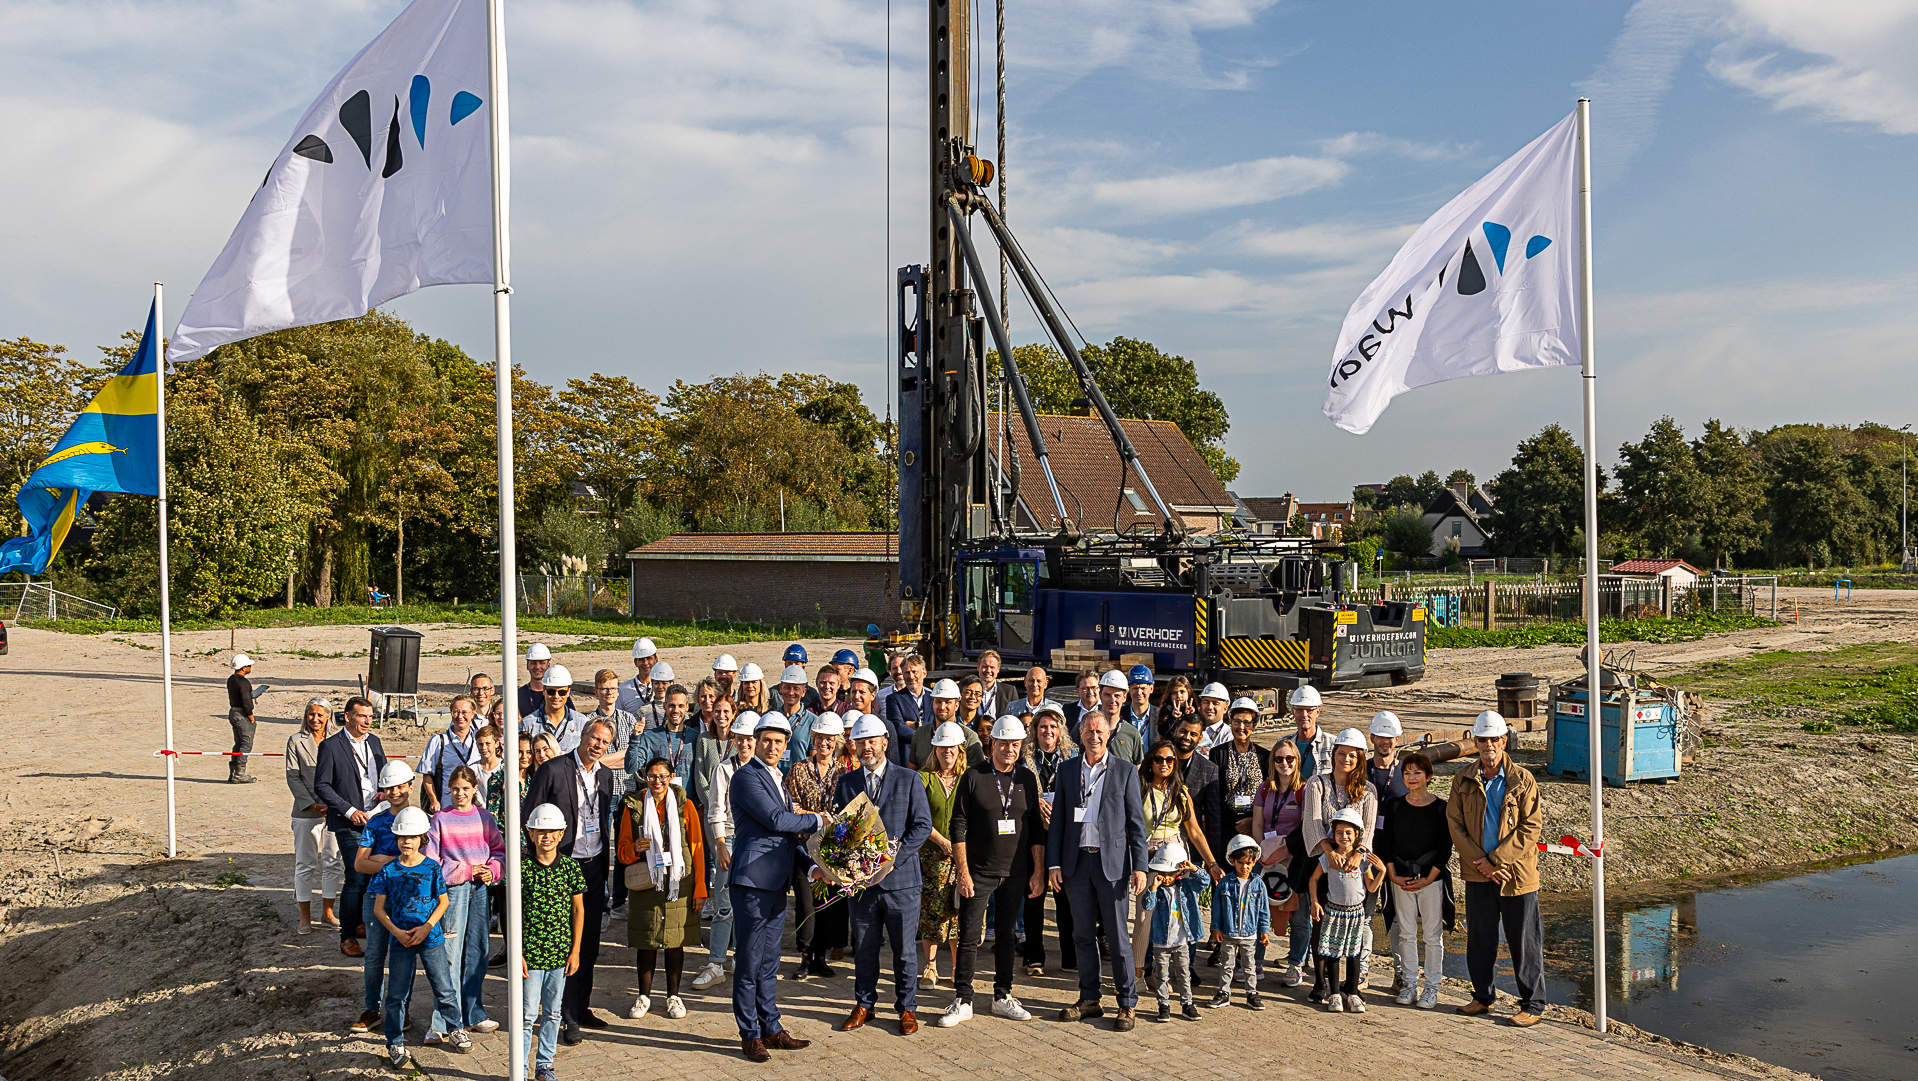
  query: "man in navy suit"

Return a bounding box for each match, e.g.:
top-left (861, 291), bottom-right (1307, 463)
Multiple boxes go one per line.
top-left (314, 696), bottom-right (386, 953)
top-left (728, 713), bottom-right (827, 1062)
top-left (833, 713), bottom-right (933, 1034)
top-left (883, 655), bottom-right (932, 766)
top-left (1045, 710), bottom-right (1149, 1032)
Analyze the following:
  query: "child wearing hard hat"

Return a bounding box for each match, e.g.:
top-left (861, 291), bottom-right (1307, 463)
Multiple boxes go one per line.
top-left (520, 803), bottom-right (586, 1079)
top-left (371, 806), bottom-right (468, 1066)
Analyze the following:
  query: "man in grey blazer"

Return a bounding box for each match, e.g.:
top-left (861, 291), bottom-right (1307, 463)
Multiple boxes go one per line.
top-left (1045, 710), bottom-right (1149, 1031)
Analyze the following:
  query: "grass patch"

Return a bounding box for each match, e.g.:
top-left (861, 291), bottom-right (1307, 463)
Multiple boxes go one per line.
top-left (1673, 641), bottom-right (1918, 733)
top-left (1426, 612), bottom-right (1776, 649)
top-left (211, 871), bottom-right (248, 889)
top-left (36, 603), bottom-right (857, 646)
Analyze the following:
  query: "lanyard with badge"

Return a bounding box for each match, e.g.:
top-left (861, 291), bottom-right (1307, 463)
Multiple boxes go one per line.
top-left (1074, 759), bottom-right (1101, 823)
top-left (577, 765), bottom-right (601, 843)
top-left (992, 769), bottom-right (1018, 836)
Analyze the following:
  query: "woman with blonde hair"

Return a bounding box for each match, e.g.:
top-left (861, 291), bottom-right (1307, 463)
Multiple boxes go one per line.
top-left (917, 721), bottom-right (968, 988)
top-left (787, 714), bottom-right (851, 977)
top-left (1019, 705), bottom-right (1078, 975)
top-left (1253, 739), bottom-right (1309, 985)
top-left (734, 663), bottom-right (769, 714)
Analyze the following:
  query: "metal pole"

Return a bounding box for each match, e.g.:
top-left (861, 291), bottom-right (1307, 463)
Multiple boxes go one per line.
top-left (1574, 97), bottom-right (1608, 1033)
top-left (483, 1), bottom-right (524, 1076)
top-left (155, 282), bottom-right (178, 860)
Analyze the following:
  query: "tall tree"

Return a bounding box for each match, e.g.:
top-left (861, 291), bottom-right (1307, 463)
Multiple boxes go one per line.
top-left (1481, 424), bottom-right (1604, 559)
top-left (0, 337), bottom-right (113, 514)
top-left (1760, 431), bottom-right (1867, 566)
top-left (555, 373), bottom-right (662, 514)
top-left (1445, 468), bottom-right (1477, 492)
top-left (1691, 420), bottom-right (1764, 568)
top-left (1614, 417), bottom-right (1705, 558)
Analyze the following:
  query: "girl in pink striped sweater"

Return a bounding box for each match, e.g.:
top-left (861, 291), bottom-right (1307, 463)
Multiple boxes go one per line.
top-left (425, 765), bottom-right (507, 1038)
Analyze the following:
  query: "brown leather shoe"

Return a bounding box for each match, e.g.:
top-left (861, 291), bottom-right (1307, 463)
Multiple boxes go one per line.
top-left (764, 1030), bottom-right (811, 1051)
top-left (898, 1010), bottom-right (918, 1035)
top-left (1058, 999), bottom-right (1103, 1022)
top-left (340, 940), bottom-right (365, 958)
top-left (1508, 1010), bottom-right (1543, 1028)
top-left (351, 1009), bottom-right (380, 1032)
top-left (842, 1006), bottom-right (871, 1031)
top-left (741, 1038), bottom-right (770, 1063)
top-left (1456, 999), bottom-right (1493, 1016)
top-left (1112, 1006), bottom-right (1135, 1032)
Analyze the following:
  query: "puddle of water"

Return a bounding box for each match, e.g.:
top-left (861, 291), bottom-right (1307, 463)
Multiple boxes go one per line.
top-left (1444, 853), bottom-right (1918, 1081)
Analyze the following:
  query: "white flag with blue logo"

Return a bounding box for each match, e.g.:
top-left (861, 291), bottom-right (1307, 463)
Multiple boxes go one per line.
top-left (1323, 111), bottom-right (1579, 435)
top-left (169, 0), bottom-right (499, 364)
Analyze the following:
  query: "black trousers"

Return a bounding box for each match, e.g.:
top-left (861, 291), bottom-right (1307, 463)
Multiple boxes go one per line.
top-left (1022, 882), bottom-right (1077, 969)
top-left (954, 873), bottom-right (1024, 1002)
top-left (563, 855), bottom-right (608, 1023)
top-left (1464, 881), bottom-right (1547, 1014)
top-left (790, 864), bottom-right (818, 960)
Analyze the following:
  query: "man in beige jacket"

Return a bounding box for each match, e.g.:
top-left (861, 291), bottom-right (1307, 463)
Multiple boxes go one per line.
top-left (1445, 711), bottom-right (1546, 1027)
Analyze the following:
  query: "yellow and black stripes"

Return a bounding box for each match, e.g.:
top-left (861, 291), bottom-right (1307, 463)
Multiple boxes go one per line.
top-left (1216, 637), bottom-right (1309, 671)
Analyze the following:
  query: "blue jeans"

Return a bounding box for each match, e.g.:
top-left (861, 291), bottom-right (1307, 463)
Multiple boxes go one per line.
top-left (707, 835), bottom-right (735, 966)
top-left (523, 967), bottom-right (567, 1070)
top-left (384, 940), bottom-right (462, 1047)
top-left (362, 892), bottom-right (396, 1014)
top-left (1286, 901), bottom-right (1313, 966)
top-left (428, 881), bottom-right (490, 1033)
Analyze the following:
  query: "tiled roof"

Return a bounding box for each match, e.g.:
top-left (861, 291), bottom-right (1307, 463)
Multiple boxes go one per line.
top-left (992, 412), bottom-right (1235, 532)
top-left (627, 532), bottom-right (897, 562)
top-left (1609, 558), bottom-right (1703, 576)
top-left (1238, 496), bottom-right (1296, 522)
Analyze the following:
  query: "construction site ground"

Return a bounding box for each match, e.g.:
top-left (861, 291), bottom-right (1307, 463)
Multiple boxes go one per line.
top-left (2, 587), bottom-right (1902, 1079)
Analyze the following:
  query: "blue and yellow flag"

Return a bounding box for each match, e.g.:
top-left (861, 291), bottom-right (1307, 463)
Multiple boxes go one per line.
top-left (0, 302), bottom-right (162, 574)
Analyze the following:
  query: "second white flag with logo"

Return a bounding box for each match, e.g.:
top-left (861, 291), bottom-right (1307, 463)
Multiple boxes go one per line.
top-left (1323, 111), bottom-right (1580, 435)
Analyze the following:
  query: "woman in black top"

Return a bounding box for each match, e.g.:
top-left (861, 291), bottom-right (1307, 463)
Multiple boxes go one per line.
top-left (1375, 752), bottom-right (1453, 1009)
top-left (1019, 708), bottom-right (1078, 974)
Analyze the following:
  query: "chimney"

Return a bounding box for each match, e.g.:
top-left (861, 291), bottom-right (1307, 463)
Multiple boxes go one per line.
top-left (1069, 397), bottom-right (1092, 417)
top-left (1452, 481), bottom-right (1469, 502)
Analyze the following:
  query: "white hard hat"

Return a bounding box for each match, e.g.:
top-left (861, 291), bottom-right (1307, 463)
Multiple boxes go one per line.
top-left (1472, 710), bottom-right (1509, 738)
top-left (231, 653), bottom-right (252, 670)
top-left (755, 711), bottom-right (792, 734)
top-left (1098, 669), bottom-right (1129, 690)
top-left (991, 714), bottom-right (1028, 741)
top-left (1228, 696), bottom-right (1260, 716)
top-left (542, 664), bottom-right (573, 691)
top-left (1330, 807), bottom-right (1366, 831)
top-left (851, 667), bottom-right (880, 687)
top-left (391, 806), bottom-right (431, 837)
top-left (378, 760), bottom-right (415, 788)
top-left (811, 712), bottom-right (845, 737)
top-left (1226, 833), bottom-right (1260, 859)
top-left (739, 663), bottom-right (764, 682)
top-left (1199, 682), bottom-right (1230, 702)
top-left (930, 678), bottom-right (961, 700)
top-left (1147, 839), bottom-right (1189, 873)
top-left (729, 714), bottom-right (758, 737)
top-left (1034, 700), bottom-right (1066, 718)
top-left (929, 721), bottom-right (967, 747)
top-left (780, 664), bottom-right (807, 685)
top-left (713, 654), bottom-right (739, 672)
top-left (848, 713), bottom-right (889, 741)
top-left (1333, 727), bottom-right (1369, 750)
top-left (632, 638), bottom-right (657, 659)
top-left (526, 802), bottom-right (568, 830)
top-left (1369, 711), bottom-right (1403, 738)
top-left (526, 643), bottom-right (552, 662)
top-left (1288, 685), bottom-right (1321, 708)
top-left (651, 661), bottom-right (674, 682)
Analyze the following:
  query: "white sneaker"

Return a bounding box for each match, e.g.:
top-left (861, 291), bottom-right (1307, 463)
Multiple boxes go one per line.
top-left (936, 999), bottom-right (973, 1027)
top-left (991, 995), bottom-right (1031, 1021)
top-left (469, 1018), bottom-right (499, 1033)
top-left (423, 1031), bottom-right (443, 1045)
top-left (386, 1045), bottom-right (410, 1069)
top-left (664, 995), bottom-right (687, 1019)
top-left (1281, 965), bottom-right (1303, 987)
top-left (1347, 992), bottom-right (1366, 1014)
top-left (445, 1029), bottom-right (473, 1052)
top-left (1418, 984), bottom-right (1440, 1010)
top-left (627, 995), bottom-right (651, 1020)
top-left (1396, 985), bottom-right (1417, 1005)
top-left (1327, 994), bottom-right (1344, 1013)
top-left (691, 962), bottom-right (726, 990)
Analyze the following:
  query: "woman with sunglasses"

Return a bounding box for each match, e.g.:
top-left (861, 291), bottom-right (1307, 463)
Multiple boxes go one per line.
top-left (1130, 739), bottom-right (1218, 977)
top-left (1253, 741), bottom-right (1309, 986)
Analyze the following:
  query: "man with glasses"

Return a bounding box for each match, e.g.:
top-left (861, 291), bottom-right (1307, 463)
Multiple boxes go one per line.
top-left (1445, 711), bottom-right (1546, 1028)
top-left (521, 664), bottom-right (588, 753)
top-left (519, 643), bottom-right (554, 719)
top-left (467, 673), bottom-right (496, 730)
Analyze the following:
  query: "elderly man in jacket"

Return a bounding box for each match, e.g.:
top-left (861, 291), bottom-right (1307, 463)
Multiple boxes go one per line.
top-left (1445, 710), bottom-right (1546, 1027)
top-left (314, 696), bottom-right (386, 955)
top-left (1045, 711), bottom-right (1149, 1032)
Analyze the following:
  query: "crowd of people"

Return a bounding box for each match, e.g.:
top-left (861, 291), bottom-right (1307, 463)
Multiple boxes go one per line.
top-left (279, 640), bottom-right (1547, 1074)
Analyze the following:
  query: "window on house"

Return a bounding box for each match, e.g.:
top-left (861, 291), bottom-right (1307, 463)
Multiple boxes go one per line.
top-left (1451, 521), bottom-right (1462, 537)
top-left (1122, 488), bottom-right (1147, 512)
top-left (1335, 513), bottom-right (1343, 521)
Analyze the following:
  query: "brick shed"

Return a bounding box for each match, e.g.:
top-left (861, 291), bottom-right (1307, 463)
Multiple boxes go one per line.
top-left (625, 532), bottom-right (898, 631)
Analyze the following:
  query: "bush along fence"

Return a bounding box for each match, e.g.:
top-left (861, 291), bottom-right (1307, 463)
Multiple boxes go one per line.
top-left (1354, 574), bottom-right (1778, 630)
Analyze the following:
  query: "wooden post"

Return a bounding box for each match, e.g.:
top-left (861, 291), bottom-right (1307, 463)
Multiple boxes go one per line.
top-left (1483, 580), bottom-right (1495, 630)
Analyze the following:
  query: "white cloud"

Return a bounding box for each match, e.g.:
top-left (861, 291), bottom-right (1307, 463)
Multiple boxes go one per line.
top-left (1708, 0), bottom-right (1918, 134)
top-left (1091, 155), bottom-right (1348, 217)
top-left (1577, 0), bottom-right (1720, 185)
top-left (1315, 132), bottom-right (1469, 161)
top-left (1224, 220), bottom-right (1418, 263)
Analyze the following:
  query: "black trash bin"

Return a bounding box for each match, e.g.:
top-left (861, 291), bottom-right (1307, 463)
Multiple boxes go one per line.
top-left (368, 625), bottom-right (424, 695)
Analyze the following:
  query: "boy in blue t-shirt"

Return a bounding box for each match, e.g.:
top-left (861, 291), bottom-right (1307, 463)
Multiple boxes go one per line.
top-left (350, 761), bottom-right (418, 1033)
top-left (371, 806), bottom-right (468, 1068)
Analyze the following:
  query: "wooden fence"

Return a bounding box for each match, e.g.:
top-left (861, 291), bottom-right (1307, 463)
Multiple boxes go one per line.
top-left (1359, 575), bottom-right (1669, 629)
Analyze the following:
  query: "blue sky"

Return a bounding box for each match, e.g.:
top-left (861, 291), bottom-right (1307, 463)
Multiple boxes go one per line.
top-left (3, 0), bottom-right (1915, 501)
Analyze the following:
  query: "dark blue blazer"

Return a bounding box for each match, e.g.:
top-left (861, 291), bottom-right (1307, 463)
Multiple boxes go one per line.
top-left (728, 757), bottom-right (822, 892)
top-left (884, 690), bottom-right (932, 767)
top-left (833, 764), bottom-right (932, 894)
top-left (1045, 752), bottom-right (1149, 884)
top-left (314, 729), bottom-right (387, 834)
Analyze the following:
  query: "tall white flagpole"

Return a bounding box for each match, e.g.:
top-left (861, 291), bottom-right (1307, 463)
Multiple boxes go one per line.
top-left (483, 2), bottom-right (524, 1077)
top-left (155, 281), bottom-right (179, 860)
top-left (1575, 96), bottom-right (1608, 1033)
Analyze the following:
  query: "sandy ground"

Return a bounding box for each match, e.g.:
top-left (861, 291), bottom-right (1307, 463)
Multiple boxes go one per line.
top-left (0, 592), bottom-right (1899, 1080)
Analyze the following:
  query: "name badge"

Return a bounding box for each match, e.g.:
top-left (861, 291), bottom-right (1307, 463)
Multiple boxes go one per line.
top-left (1233, 795), bottom-right (1253, 808)
top-left (581, 818), bottom-right (599, 836)
top-left (997, 819), bottom-right (1016, 835)
top-left (1073, 807), bottom-right (1087, 823)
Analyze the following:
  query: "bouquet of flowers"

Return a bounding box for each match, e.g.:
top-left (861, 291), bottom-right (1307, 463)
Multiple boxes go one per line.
top-left (804, 793), bottom-right (897, 905)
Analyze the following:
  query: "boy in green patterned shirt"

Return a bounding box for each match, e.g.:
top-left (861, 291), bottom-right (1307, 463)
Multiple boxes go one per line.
top-left (522, 803), bottom-right (585, 1081)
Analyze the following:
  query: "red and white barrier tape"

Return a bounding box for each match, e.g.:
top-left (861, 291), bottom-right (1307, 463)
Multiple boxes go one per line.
top-left (155, 750), bottom-right (413, 758)
top-left (1539, 834), bottom-right (1603, 858)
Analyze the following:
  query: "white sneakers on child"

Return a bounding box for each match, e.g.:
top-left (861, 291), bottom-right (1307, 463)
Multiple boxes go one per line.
top-left (937, 999), bottom-right (973, 1027)
top-left (1347, 992), bottom-right (1366, 1014)
top-left (1419, 983), bottom-right (1440, 1009)
top-left (692, 962), bottom-right (726, 990)
top-left (1397, 985), bottom-right (1418, 1005)
top-left (628, 995), bottom-right (651, 1020)
top-left (1281, 965), bottom-right (1303, 987)
top-left (664, 995), bottom-right (687, 1020)
top-left (991, 995), bottom-right (1032, 1021)
top-left (1326, 994), bottom-right (1344, 1013)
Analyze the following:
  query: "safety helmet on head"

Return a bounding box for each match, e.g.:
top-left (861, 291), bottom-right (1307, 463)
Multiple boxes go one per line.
top-left (739, 663), bottom-right (764, 682)
top-left (755, 711), bottom-right (792, 735)
top-left (632, 638), bottom-right (657, 659)
top-left (930, 678), bottom-right (961, 700)
top-left (1098, 669), bottom-right (1129, 691)
top-left (1034, 700), bottom-right (1066, 718)
top-left (713, 654), bottom-right (739, 672)
top-left (1472, 710), bottom-right (1509, 738)
top-left (1228, 696), bottom-right (1260, 717)
top-left (810, 712), bottom-right (845, 737)
top-left (729, 714), bottom-right (758, 737)
top-left (391, 806), bottom-right (431, 837)
top-left (991, 714), bottom-right (1028, 741)
top-left (780, 665), bottom-right (807, 686)
top-left (1199, 682), bottom-right (1230, 702)
top-left (651, 661), bottom-right (675, 682)
top-left (1333, 727), bottom-right (1369, 750)
top-left (526, 643), bottom-right (552, 662)
top-left (1368, 711), bottom-right (1403, 738)
top-left (378, 760), bottom-right (415, 789)
top-left (1147, 839), bottom-right (1189, 873)
top-left (526, 803), bottom-right (568, 831)
top-left (1127, 664), bottom-right (1154, 686)
top-left (850, 667), bottom-right (880, 687)
top-left (542, 665), bottom-right (573, 692)
top-left (832, 648), bottom-right (859, 667)
top-left (848, 713), bottom-right (889, 741)
top-left (784, 643), bottom-right (808, 664)
top-left (929, 721), bottom-right (967, 748)
top-left (232, 653), bottom-right (252, 670)
top-left (1330, 807), bottom-right (1366, 831)
top-left (1288, 685), bottom-right (1321, 708)
top-left (1226, 834), bottom-right (1260, 859)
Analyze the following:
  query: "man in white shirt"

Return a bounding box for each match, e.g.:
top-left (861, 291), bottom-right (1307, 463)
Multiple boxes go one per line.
top-left (616, 638), bottom-right (659, 713)
top-left (521, 664), bottom-right (589, 753)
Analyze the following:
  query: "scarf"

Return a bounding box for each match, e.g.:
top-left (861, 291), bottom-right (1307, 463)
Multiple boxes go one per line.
top-left (641, 791), bottom-right (686, 901)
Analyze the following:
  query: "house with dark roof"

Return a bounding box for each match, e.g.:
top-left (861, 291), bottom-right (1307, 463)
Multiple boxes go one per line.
top-left (1232, 493), bottom-right (1298, 535)
top-left (624, 532), bottom-right (897, 629)
top-left (986, 412), bottom-right (1240, 535)
top-left (1420, 481), bottom-right (1496, 557)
